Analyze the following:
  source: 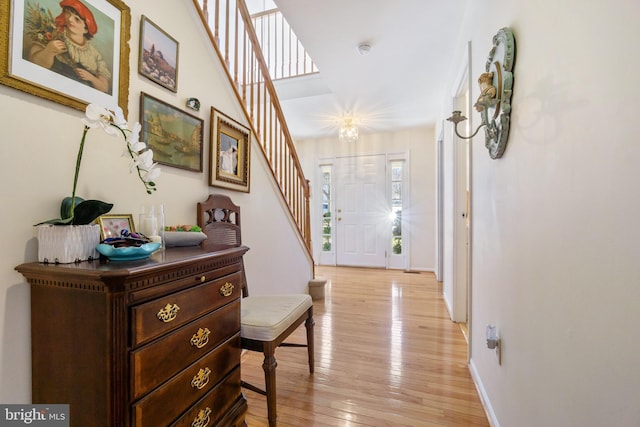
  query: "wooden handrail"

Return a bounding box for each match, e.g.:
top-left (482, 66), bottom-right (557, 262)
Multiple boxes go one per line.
top-left (193, 0), bottom-right (312, 256)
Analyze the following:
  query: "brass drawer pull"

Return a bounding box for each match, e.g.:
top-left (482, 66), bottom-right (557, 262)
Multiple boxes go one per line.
top-left (191, 367), bottom-right (212, 390)
top-left (190, 327), bottom-right (211, 349)
top-left (200, 275), bottom-right (206, 283)
top-left (156, 303), bottom-right (180, 323)
top-left (191, 407), bottom-right (211, 427)
top-left (219, 282), bottom-right (234, 297)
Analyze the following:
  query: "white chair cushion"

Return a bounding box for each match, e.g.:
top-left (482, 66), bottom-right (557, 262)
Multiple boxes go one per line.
top-left (241, 294), bottom-right (313, 341)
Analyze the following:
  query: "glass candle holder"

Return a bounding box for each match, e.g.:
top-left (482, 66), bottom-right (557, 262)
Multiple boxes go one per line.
top-left (139, 204), bottom-right (165, 248)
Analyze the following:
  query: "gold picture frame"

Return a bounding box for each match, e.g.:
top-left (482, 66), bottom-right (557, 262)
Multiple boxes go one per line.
top-left (138, 15), bottom-right (178, 92)
top-left (209, 107), bottom-right (251, 193)
top-left (140, 92), bottom-right (203, 172)
top-left (0, 0), bottom-right (131, 117)
top-left (97, 213), bottom-right (134, 240)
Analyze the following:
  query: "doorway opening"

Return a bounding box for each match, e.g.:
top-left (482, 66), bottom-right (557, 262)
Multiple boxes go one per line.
top-left (440, 41), bottom-right (473, 352)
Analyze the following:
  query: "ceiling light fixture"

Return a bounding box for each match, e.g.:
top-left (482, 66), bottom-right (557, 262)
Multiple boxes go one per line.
top-left (339, 116), bottom-right (359, 143)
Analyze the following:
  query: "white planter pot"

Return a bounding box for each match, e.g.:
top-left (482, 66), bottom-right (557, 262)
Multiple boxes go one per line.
top-left (37, 224), bottom-right (100, 264)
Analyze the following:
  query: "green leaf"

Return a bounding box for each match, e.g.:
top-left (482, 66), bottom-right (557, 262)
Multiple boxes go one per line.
top-left (60, 196), bottom-right (85, 220)
top-left (35, 198), bottom-right (113, 226)
top-left (34, 217), bottom-right (75, 226)
top-left (71, 200), bottom-right (113, 225)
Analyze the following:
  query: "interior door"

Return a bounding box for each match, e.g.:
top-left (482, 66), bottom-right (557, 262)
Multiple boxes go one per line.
top-left (335, 155), bottom-right (387, 267)
top-left (443, 42), bottom-right (472, 325)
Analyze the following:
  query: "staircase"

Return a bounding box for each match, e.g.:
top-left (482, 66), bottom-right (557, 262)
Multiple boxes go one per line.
top-left (192, 0), bottom-right (311, 256)
top-left (250, 8), bottom-right (319, 80)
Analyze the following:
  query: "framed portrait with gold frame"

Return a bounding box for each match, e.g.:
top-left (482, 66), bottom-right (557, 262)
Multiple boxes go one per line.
top-left (209, 107), bottom-right (251, 193)
top-left (97, 213), bottom-right (134, 240)
top-left (0, 0), bottom-right (131, 117)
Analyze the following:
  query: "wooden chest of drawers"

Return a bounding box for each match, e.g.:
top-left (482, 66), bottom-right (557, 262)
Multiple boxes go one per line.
top-left (16, 246), bottom-right (248, 427)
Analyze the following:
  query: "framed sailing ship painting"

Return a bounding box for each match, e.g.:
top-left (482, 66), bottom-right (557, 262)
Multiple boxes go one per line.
top-left (140, 92), bottom-right (203, 172)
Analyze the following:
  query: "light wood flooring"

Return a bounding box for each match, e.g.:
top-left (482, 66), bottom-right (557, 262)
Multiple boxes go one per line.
top-left (241, 266), bottom-right (489, 426)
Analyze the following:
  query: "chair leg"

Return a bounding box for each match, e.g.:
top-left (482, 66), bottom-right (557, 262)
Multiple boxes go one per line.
top-left (305, 308), bottom-right (315, 374)
top-left (262, 345), bottom-right (278, 427)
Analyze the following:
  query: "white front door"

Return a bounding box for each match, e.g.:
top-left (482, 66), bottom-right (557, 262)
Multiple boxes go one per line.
top-left (335, 155), bottom-right (387, 267)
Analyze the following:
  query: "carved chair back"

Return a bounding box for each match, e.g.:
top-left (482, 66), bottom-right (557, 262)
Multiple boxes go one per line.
top-left (197, 194), bottom-right (248, 296)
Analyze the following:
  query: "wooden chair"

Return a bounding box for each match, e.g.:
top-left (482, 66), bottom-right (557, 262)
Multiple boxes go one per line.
top-left (197, 194), bottom-right (314, 426)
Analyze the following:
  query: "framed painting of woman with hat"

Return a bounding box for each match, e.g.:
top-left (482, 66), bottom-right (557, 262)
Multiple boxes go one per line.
top-left (0, 0), bottom-right (131, 117)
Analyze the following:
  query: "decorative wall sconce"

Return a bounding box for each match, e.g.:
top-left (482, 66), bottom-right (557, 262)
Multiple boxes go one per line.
top-left (447, 27), bottom-right (516, 159)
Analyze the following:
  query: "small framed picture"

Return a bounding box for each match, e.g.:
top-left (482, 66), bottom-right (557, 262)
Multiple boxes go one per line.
top-left (140, 92), bottom-right (203, 172)
top-left (138, 15), bottom-right (178, 92)
top-left (98, 214), bottom-right (134, 240)
top-left (209, 107), bottom-right (251, 192)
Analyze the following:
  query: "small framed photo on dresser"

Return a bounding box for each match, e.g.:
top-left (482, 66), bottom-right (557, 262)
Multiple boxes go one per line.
top-left (98, 214), bottom-right (135, 240)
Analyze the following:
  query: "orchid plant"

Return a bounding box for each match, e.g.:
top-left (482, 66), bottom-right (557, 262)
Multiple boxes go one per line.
top-left (39, 104), bottom-right (161, 225)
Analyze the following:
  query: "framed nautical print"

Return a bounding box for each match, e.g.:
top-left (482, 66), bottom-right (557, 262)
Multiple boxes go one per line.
top-left (140, 92), bottom-right (203, 172)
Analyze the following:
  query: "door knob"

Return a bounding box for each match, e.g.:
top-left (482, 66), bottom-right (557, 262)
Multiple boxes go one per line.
top-left (337, 217), bottom-right (342, 221)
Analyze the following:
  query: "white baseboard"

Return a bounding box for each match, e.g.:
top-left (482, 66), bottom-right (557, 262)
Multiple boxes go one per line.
top-left (469, 358), bottom-right (500, 427)
top-left (443, 293), bottom-right (454, 320)
top-left (405, 267), bottom-right (435, 273)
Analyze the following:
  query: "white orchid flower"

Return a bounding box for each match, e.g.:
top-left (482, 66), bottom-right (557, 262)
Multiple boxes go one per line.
top-left (127, 149), bottom-right (152, 174)
top-left (82, 104), bottom-right (119, 135)
top-left (137, 149), bottom-right (155, 169)
top-left (127, 123), bottom-right (147, 153)
top-left (129, 141), bottom-right (147, 154)
top-left (80, 104), bottom-right (159, 197)
top-left (112, 107), bottom-right (127, 129)
top-left (142, 164), bottom-right (161, 183)
top-left (129, 122), bottom-right (141, 140)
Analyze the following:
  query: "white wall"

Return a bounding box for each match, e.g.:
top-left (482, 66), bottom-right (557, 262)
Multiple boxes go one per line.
top-left (437, 1), bottom-right (640, 426)
top-left (295, 126), bottom-right (436, 271)
top-left (0, 0), bottom-right (312, 403)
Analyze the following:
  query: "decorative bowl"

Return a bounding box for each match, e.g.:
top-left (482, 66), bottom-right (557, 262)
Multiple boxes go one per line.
top-left (164, 231), bottom-right (207, 247)
top-left (96, 242), bottom-right (161, 261)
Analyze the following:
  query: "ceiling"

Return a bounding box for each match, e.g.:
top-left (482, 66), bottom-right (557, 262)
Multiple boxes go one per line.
top-left (261, 0), bottom-right (471, 140)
